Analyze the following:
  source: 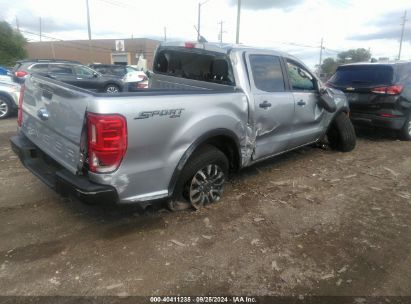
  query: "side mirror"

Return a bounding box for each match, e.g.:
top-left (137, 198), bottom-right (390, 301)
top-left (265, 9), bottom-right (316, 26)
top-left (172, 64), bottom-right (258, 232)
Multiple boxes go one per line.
top-left (93, 72), bottom-right (99, 78)
top-left (318, 87), bottom-right (337, 113)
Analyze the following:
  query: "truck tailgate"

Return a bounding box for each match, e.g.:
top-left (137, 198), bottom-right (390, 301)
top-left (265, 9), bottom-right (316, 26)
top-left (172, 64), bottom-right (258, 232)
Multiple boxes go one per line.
top-left (20, 76), bottom-right (91, 174)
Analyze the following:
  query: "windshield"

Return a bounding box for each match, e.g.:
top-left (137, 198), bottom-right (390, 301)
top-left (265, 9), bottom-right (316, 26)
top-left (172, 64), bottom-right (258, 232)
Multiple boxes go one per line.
top-left (329, 65), bottom-right (394, 87)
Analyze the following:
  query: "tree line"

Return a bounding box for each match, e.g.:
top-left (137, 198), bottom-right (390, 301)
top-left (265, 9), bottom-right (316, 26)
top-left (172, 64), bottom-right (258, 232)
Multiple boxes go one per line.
top-left (0, 21), bottom-right (27, 67)
top-left (320, 48), bottom-right (372, 76)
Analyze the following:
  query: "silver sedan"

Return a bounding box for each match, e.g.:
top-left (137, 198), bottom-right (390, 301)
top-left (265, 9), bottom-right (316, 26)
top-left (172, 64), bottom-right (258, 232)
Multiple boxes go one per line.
top-left (0, 80), bottom-right (20, 119)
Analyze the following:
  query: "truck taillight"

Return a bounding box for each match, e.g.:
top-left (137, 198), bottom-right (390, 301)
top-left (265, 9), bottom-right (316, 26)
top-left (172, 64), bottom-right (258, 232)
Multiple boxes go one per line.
top-left (86, 113), bottom-right (127, 173)
top-left (17, 84), bottom-right (25, 127)
top-left (371, 85), bottom-right (403, 95)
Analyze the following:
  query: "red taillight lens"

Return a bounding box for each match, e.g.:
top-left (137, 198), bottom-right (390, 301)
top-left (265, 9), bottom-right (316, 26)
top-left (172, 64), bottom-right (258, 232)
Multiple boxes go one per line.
top-left (184, 42), bottom-right (196, 48)
top-left (136, 82), bottom-right (148, 89)
top-left (15, 71), bottom-right (28, 78)
top-left (372, 85), bottom-right (403, 95)
top-left (17, 84), bottom-right (25, 127)
top-left (87, 113), bottom-right (127, 173)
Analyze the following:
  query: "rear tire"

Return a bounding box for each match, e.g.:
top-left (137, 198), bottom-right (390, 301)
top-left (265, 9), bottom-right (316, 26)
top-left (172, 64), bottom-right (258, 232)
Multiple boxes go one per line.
top-left (105, 84), bottom-right (120, 93)
top-left (0, 96), bottom-right (12, 119)
top-left (399, 115), bottom-right (411, 141)
top-left (327, 112), bottom-right (356, 152)
top-left (171, 145), bottom-right (229, 210)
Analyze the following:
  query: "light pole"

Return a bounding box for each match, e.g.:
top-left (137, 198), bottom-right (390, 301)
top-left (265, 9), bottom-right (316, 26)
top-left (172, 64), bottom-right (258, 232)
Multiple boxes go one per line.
top-left (197, 0), bottom-right (211, 42)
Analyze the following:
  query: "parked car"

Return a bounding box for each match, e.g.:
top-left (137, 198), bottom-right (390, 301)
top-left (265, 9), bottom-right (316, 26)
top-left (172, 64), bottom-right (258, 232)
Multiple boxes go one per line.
top-left (0, 66), bottom-right (9, 75)
top-left (14, 61), bottom-right (125, 93)
top-left (12, 59), bottom-right (81, 84)
top-left (10, 42), bottom-right (355, 211)
top-left (0, 81), bottom-right (20, 119)
top-left (326, 62), bottom-right (411, 140)
top-left (89, 64), bottom-right (148, 89)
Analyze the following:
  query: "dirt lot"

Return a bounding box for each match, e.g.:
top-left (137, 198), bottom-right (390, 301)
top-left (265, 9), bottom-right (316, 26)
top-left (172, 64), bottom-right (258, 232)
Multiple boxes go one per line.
top-left (1, 116), bottom-right (411, 297)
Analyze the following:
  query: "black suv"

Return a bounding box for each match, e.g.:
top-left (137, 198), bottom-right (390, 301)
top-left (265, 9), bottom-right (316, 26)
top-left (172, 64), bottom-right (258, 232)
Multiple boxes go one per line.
top-left (327, 62), bottom-right (411, 140)
top-left (12, 60), bottom-right (124, 93)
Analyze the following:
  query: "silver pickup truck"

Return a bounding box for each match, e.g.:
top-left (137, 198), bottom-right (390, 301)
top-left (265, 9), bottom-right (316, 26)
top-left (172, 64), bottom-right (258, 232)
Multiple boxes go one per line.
top-left (10, 42), bottom-right (356, 210)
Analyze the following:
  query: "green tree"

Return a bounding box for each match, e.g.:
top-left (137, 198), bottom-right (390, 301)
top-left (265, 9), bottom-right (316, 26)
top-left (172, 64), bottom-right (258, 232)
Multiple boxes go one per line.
top-left (320, 48), bottom-right (372, 76)
top-left (337, 48), bottom-right (371, 64)
top-left (0, 21), bottom-right (27, 67)
top-left (320, 57), bottom-right (338, 75)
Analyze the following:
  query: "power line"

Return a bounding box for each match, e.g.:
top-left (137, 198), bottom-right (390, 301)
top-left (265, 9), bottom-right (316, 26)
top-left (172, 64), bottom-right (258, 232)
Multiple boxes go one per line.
top-left (19, 29), bottom-right (112, 53)
top-left (95, 0), bottom-right (136, 9)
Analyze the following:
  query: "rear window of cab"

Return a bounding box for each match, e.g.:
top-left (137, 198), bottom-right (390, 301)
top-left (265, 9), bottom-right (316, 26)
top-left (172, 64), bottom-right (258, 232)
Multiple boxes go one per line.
top-left (153, 49), bottom-right (235, 86)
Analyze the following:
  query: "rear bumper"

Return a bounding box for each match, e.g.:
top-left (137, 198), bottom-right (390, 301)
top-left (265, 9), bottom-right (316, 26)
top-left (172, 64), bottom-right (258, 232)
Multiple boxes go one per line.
top-left (10, 133), bottom-right (118, 204)
top-left (350, 112), bottom-right (406, 130)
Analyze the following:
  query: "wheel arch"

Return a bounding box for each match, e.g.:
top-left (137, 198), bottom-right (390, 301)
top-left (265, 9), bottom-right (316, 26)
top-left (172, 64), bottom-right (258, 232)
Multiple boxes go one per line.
top-left (325, 105), bottom-right (350, 132)
top-left (168, 128), bottom-right (242, 196)
top-left (0, 92), bottom-right (16, 110)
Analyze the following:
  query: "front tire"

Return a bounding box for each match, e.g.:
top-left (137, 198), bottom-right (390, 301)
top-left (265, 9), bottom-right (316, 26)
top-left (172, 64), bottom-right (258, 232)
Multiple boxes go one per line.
top-left (172, 145), bottom-right (229, 210)
top-left (399, 115), bottom-right (411, 141)
top-left (327, 112), bottom-right (356, 152)
top-left (0, 96), bottom-right (12, 119)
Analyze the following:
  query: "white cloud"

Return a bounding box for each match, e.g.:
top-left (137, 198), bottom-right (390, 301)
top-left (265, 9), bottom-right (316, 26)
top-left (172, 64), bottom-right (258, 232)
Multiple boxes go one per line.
top-left (0, 0), bottom-right (410, 67)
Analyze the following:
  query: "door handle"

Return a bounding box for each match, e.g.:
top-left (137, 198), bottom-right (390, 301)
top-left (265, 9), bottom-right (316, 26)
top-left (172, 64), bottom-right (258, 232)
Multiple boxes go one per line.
top-left (259, 100), bottom-right (272, 109)
top-left (76, 77), bottom-right (83, 80)
top-left (297, 100), bottom-right (306, 106)
top-left (37, 108), bottom-right (49, 121)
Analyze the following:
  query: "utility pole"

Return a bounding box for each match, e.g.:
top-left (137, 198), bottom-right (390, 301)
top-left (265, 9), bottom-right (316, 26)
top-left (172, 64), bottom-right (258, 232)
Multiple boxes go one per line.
top-left (318, 38), bottom-right (324, 73)
top-left (164, 27), bottom-right (167, 41)
top-left (197, 0), bottom-right (211, 42)
top-left (218, 21), bottom-right (224, 43)
top-left (86, 0), bottom-right (92, 40)
top-left (85, 0), bottom-right (93, 63)
top-left (15, 16), bottom-right (20, 32)
top-left (398, 10), bottom-right (407, 60)
top-left (39, 17), bottom-right (42, 42)
top-left (197, 2), bottom-right (201, 41)
top-left (50, 42), bottom-right (56, 59)
top-left (236, 0), bottom-right (241, 44)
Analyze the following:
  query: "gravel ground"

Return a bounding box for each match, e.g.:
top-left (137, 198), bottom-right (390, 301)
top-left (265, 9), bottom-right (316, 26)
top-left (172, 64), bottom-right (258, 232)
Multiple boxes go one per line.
top-left (0, 117), bottom-right (411, 297)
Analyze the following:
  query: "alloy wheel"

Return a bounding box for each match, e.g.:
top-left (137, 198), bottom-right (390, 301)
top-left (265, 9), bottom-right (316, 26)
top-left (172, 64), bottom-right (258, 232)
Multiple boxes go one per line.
top-left (189, 164), bottom-right (225, 209)
top-left (0, 99), bottom-right (9, 118)
top-left (106, 86), bottom-right (119, 93)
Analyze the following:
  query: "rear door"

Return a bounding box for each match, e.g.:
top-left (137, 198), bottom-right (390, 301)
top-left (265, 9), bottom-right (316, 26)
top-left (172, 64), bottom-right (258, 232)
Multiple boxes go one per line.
top-left (246, 53), bottom-right (295, 159)
top-left (285, 59), bottom-right (325, 148)
top-left (48, 64), bottom-right (77, 85)
top-left (20, 76), bottom-right (91, 174)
